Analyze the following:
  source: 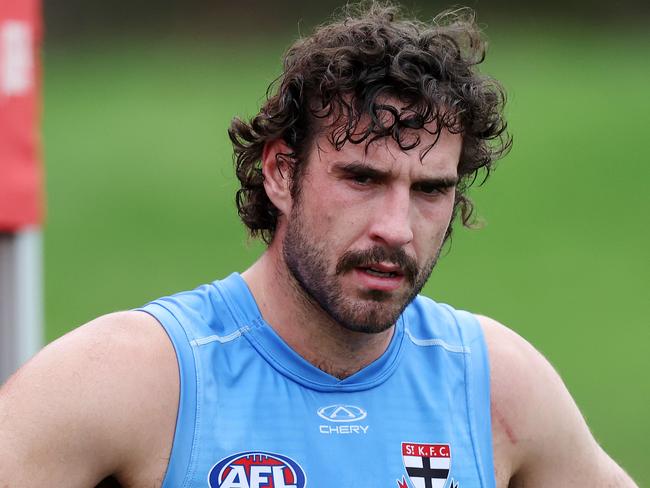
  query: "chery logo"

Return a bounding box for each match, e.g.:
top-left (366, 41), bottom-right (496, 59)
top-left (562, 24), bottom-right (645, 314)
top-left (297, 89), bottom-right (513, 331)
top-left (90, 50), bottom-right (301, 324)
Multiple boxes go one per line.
top-left (317, 404), bottom-right (367, 423)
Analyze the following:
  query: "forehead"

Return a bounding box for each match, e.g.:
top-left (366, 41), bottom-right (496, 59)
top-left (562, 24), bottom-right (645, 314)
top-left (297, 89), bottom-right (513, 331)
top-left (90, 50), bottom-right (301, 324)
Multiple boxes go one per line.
top-left (312, 126), bottom-right (462, 177)
top-left (307, 96), bottom-right (462, 176)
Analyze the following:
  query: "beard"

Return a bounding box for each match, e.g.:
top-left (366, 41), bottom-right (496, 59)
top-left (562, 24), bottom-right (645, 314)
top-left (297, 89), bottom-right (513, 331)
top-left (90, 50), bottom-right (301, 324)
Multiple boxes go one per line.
top-left (282, 205), bottom-right (441, 334)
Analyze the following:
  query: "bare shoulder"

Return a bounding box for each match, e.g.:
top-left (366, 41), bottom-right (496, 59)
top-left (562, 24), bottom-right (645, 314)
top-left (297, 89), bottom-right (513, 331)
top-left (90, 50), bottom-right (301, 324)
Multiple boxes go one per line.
top-left (0, 311), bottom-right (178, 488)
top-left (475, 314), bottom-right (637, 488)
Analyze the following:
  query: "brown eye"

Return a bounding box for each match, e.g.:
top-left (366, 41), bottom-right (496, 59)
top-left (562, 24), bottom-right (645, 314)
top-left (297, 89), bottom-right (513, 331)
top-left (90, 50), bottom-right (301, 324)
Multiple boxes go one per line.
top-left (414, 183), bottom-right (442, 195)
top-left (352, 174), bottom-right (373, 185)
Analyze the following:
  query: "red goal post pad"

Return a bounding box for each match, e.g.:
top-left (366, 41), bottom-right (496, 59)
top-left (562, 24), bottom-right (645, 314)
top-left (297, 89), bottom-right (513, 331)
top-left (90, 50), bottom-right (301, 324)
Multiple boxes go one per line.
top-left (0, 0), bottom-right (42, 232)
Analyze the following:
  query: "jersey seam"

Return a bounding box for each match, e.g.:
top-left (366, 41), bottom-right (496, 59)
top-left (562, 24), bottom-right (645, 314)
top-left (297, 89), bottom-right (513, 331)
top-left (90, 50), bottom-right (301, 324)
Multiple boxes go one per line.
top-left (455, 312), bottom-right (488, 488)
top-left (404, 328), bottom-right (470, 353)
top-left (242, 318), bottom-right (343, 391)
top-left (190, 327), bottom-right (251, 346)
top-left (243, 316), bottom-right (406, 392)
top-left (186, 328), bottom-right (203, 488)
top-left (147, 302), bottom-right (203, 488)
top-left (176, 281), bottom-right (253, 349)
top-left (213, 279), bottom-right (254, 329)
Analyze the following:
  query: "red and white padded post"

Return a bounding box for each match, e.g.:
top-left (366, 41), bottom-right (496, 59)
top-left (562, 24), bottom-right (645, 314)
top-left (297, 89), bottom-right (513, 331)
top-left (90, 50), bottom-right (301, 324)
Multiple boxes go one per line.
top-left (0, 0), bottom-right (43, 384)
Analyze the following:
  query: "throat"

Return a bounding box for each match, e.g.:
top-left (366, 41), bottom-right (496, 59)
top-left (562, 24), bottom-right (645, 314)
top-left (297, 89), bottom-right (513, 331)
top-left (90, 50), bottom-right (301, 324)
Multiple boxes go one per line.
top-left (95, 476), bottom-right (123, 488)
top-left (243, 251), bottom-right (396, 380)
top-left (312, 359), bottom-right (364, 380)
top-left (295, 321), bottom-right (397, 380)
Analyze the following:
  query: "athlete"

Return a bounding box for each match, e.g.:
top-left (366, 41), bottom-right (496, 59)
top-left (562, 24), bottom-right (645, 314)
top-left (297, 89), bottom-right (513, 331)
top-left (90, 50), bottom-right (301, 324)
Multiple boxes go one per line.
top-left (0, 3), bottom-right (637, 488)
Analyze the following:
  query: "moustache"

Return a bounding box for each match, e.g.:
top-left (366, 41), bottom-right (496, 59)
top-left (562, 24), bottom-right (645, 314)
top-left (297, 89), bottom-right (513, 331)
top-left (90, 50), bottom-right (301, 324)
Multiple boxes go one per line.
top-left (335, 246), bottom-right (419, 285)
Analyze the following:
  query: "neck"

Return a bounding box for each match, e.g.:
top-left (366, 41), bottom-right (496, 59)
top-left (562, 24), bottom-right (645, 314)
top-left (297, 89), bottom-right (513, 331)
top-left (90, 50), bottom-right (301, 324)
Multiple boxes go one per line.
top-left (242, 242), bottom-right (394, 380)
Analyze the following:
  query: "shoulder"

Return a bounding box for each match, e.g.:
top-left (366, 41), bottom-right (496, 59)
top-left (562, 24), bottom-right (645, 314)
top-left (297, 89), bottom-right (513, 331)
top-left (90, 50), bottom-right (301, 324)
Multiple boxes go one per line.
top-left (0, 311), bottom-right (178, 486)
top-left (1, 310), bottom-right (177, 420)
top-left (475, 314), bottom-right (551, 417)
top-left (474, 314), bottom-right (637, 487)
top-left (474, 315), bottom-right (552, 477)
top-left (404, 295), bottom-right (478, 343)
top-left (30, 310), bottom-right (178, 398)
top-left (142, 275), bottom-right (250, 341)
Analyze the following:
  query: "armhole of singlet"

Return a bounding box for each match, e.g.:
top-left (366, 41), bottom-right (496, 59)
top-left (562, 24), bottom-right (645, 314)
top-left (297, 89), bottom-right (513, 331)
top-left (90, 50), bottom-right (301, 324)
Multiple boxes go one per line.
top-left (137, 302), bottom-right (199, 488)
top-left (455, 310), bottom-right (497, 488)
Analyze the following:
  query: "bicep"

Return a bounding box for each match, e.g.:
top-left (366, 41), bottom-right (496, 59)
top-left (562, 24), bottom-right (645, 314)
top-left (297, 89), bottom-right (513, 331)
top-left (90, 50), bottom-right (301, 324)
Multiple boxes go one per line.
top-left (0, 311), bottom-right (178, 488)
top-left (510, 370), bottom-right (637, 487)
top-left (0, 331), bottom-right (119, 486)
top-left (513, 376), bottom-right (637, 487)
top-left (479, 315), bottom-right (637, 487)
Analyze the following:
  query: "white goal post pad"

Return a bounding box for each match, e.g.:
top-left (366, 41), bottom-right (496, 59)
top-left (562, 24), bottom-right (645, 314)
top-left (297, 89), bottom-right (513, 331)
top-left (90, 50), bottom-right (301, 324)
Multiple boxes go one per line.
top-left (0, 227), bottom-right (43, 384)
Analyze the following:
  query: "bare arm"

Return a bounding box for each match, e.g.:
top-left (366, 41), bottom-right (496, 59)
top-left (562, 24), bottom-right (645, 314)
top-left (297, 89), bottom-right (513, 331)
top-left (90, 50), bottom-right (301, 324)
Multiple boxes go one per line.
top-left (478, 315), bottom-right (637, 488)
top-left (0, 311), bottom-right (178, 488)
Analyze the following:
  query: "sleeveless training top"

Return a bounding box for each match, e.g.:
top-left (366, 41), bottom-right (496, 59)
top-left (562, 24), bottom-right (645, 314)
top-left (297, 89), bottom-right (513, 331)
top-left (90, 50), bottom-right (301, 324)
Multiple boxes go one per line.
top-left (138, 273), bottom-right (495, 488)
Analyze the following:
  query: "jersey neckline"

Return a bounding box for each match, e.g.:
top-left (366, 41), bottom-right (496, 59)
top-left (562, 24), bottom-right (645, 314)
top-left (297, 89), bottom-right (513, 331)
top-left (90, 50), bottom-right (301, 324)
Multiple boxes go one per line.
top-left (215, 272), bottom-right (406, 392)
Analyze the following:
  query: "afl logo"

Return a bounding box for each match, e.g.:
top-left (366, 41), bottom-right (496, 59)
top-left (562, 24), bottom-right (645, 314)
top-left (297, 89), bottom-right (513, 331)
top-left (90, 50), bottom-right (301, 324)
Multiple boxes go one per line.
top-left (208, 451), bottom-right (307, 488)
top-left (317, 404), bottom-right (367, 423)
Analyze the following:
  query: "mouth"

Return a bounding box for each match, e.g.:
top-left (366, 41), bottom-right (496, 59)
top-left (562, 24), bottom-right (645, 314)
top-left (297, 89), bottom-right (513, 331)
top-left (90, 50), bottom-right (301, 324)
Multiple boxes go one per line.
top-left (359, 264), bottom-right (403, 278)
top-left (353, 263), bottom-right (406, 292)
top-left (336, 246), bottom-right (418, 291)
top-left (364, 268), bottom-right (399, 278)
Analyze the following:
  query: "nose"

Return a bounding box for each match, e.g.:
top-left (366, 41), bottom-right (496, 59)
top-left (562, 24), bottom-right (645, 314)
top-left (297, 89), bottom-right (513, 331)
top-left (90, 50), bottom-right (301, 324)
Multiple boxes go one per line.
top-left (368, 186), bottom-right (414, 248)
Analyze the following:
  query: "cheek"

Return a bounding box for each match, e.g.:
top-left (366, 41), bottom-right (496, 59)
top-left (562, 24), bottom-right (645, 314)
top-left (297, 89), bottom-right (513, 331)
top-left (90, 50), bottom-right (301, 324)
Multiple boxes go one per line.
top-left (414, 196), bottom-right (456, 245)
top-left (306, 183), bottom-right (368, 230)
top-left (439, 189), bottom-right (457, 215)
top-left (418, 194), bottom-right (455, 225)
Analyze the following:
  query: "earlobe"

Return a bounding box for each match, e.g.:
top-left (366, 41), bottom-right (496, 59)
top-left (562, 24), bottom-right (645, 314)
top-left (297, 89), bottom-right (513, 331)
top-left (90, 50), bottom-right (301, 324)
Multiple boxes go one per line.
top-left (262, 139), bottom-right (294, 216)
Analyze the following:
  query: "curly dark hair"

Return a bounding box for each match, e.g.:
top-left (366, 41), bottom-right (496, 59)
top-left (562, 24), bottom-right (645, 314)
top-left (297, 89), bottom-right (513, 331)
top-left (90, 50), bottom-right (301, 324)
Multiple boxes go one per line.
top-left (229, 1), bottom-right (511, 244)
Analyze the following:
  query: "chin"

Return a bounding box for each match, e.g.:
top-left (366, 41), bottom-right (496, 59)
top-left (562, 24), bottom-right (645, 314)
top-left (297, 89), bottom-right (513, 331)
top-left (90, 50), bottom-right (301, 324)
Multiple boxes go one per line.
top-left (328, 297), bottom-right (408, 335)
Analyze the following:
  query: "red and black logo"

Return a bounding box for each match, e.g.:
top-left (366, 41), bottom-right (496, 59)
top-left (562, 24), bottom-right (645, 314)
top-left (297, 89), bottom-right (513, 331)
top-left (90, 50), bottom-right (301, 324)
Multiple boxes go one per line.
top-left (398, 442), bottom-right (451, 488)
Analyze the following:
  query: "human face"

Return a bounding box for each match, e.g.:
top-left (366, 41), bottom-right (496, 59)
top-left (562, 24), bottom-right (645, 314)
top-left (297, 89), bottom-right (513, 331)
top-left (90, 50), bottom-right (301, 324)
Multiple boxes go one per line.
top-left (282, 127), bottom-right (461, 334)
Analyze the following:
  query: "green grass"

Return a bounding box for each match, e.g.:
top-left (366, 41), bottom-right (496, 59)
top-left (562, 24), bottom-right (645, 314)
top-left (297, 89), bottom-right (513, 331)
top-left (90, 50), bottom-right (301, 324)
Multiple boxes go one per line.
top-left (43, 28), bottom-right (649, 484)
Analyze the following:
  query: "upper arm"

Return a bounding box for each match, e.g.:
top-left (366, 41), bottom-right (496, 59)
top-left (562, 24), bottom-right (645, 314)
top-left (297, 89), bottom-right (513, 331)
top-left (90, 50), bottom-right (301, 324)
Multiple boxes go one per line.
top-left (477, 315), bottom-right (637, 488)
top-left (0, 311), bottom-right (179, 487)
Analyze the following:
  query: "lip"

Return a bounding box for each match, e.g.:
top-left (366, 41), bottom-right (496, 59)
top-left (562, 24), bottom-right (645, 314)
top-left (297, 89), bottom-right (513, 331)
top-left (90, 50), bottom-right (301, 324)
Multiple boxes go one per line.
top-left (365, 262), bottom-right (402, 273)
top-left (353, 266), bottom-right (405, 292)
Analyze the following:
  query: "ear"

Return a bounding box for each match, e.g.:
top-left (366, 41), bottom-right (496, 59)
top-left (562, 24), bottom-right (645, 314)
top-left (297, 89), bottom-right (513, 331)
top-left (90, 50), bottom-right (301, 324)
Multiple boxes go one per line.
top-left (262, 139), bottom-right (295, 216)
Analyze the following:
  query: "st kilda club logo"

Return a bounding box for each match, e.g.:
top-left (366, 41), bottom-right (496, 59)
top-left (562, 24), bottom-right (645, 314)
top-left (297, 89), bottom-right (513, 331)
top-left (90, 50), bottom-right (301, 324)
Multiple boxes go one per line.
top-left (397, 442), bottom-right (455, 488)
top-left (208, 451), bottom-right (307, 488)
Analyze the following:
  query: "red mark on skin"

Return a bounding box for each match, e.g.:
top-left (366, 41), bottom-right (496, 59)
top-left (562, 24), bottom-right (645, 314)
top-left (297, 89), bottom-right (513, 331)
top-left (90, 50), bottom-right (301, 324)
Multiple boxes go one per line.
top-left (492, 405), bottom-right (518, 445)
top-left (397, 476), bottom-right (409, 488)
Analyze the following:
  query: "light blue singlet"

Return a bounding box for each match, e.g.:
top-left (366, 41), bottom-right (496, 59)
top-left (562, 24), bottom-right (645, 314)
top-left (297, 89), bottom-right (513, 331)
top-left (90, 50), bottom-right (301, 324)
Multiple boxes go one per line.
top-left (138, 273), bottom-right (495, 488)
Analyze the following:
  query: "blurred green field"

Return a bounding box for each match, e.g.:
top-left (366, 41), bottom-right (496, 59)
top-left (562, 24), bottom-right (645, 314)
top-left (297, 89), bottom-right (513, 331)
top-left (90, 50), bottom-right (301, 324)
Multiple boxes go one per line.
top-left (43, 26), bottom-right (649, 484)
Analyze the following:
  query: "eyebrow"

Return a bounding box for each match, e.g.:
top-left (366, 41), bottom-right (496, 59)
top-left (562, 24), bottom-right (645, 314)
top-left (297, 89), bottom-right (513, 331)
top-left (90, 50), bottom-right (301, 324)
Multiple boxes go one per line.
top-left (335, 161), bottom-right (459, 188)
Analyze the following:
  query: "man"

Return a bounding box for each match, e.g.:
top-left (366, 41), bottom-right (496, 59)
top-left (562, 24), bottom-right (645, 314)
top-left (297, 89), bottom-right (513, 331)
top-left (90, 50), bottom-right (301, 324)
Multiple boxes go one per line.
top-left (0, 3), bottom-right (637, 487)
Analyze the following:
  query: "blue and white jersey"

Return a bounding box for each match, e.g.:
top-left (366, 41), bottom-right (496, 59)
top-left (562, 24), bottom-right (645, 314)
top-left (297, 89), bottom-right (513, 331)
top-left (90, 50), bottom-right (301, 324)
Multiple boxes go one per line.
top-left (139, 273), bottom-right (495, 488)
